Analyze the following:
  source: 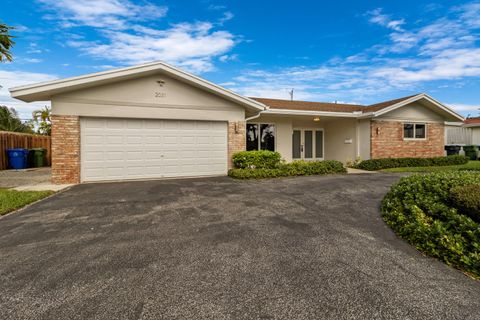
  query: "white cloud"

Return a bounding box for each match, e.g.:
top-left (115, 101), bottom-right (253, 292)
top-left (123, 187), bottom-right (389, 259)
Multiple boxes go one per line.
top-left (38, 0), bottom-right (168, 29)
top-left (218, 11), bottom-right (234, 24)
top-left (219, 54), bottom-right (238, 62)
top-left (231, 2), bottom-right (480, 105)
top-left (447, 103), bottom-right (480, 113)
top-left (0, 70), bottom-right (57, 119)
top-left (24, 58), bottom-right (43, 63)
top-left (68, 22), bottom-right (236, 73)
top-left (39, 0), bottom-right (238, 73)
top-left (367, 8), bottom-right (405, 31)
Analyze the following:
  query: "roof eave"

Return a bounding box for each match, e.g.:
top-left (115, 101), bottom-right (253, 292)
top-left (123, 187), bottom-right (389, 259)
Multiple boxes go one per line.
top-left (9, 61), bottom-right (266, 112)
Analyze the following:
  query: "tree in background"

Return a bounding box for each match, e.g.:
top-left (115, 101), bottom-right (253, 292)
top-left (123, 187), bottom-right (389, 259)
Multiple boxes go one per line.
top-left (32, 106), bottom-right (51, 135)
top-left (0, 106), bottom-right (33, 133)
top-left (0, 21), bottom-right (14, 62)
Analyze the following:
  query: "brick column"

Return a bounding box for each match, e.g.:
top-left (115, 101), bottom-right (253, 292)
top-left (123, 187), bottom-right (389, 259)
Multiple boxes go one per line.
top-left (51, 115), bottom-right (81, 184)
top-left (227, 121), bottom-right (246, 169)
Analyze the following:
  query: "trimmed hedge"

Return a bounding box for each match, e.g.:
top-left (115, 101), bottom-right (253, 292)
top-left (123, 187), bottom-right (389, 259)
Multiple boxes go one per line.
top-left (382, 172), bottom-right (480, 278)
top-left (228, 160), bottom-right (346, 179)
top-left (463, 145), bottom-right (479, 160)
top-left (450, 184), bottom-right (480, 223)
top-left (232, 150), bottom-right (281, 169)
top-left (355, 155), bottom-right (468, 171)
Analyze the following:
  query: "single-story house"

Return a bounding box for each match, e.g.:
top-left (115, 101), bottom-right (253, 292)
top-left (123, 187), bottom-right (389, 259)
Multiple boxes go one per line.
top-left (10, 61), bottom-right (464, 184)
top-left (445, 117), bottom-right (480, 145)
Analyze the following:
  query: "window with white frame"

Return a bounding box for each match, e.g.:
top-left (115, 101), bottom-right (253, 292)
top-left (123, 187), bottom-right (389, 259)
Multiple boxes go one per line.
top-left (246, 123), bottom-right (275, 151)
top-left (404, 123), bottom-right (426, 139)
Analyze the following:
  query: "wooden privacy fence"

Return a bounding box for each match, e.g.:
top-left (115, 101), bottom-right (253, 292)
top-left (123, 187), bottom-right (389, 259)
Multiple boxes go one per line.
top-left (0, 131), bottom-right (51, 170)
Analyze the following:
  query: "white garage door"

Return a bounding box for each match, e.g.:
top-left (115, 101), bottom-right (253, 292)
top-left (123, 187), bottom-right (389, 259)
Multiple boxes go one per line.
top-left (80, 118), bottom-right (228, 182)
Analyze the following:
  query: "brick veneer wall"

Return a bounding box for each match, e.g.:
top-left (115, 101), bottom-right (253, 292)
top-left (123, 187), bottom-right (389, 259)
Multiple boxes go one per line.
top-left (371, 120), bottom-right (445, 159)
top-left (228, 121), bottom-right (246, 169)
top-left (51, 115), bottom-right (81, 184)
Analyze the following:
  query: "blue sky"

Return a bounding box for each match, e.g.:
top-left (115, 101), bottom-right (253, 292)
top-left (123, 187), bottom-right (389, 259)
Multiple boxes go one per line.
top-left (1, 0), bottom-right (480, 119)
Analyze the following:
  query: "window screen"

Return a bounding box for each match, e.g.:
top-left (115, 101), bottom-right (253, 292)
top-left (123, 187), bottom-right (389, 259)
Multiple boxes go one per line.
top-left (415, 124), bottom-right (426, 138)
top-left (404, 124), bottom-right (414, 138)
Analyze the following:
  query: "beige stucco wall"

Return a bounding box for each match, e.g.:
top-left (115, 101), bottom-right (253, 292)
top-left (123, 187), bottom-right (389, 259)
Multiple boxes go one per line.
top-left (377, 102), bottom-right (444, 122)
top-left (250, 115), bottom-right (358, 163)
top-left (250, 115), bottom-right (293, 161)
top-left (323, 119), bottom-right (357, 163)
top-left (357, 119), bottom-right (371, 160)
top-left (51, 74), bottom-right (245, 121)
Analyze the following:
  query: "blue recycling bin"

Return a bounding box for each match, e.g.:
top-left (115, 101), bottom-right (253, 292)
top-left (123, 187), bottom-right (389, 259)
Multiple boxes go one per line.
top-left (6, 148), bottom-right (29, 169)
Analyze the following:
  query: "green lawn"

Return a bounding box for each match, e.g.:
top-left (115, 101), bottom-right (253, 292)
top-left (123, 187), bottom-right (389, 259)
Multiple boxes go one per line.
top-left (0, 189), bottom-right (54, 216)
top-left (381, 160), bottom-right (480, 173)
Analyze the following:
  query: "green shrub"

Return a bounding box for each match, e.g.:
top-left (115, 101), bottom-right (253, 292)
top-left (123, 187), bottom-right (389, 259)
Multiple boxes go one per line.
top-left (450, 184), bottom-right (480, 223)
top-left (232, 150), bottom-right (282, 169)
top-left (228, 160), bottom-right (346, 179)
top-left (463, 145), bottom-right (479, 160)
top-left (381, 172), bottom-right (480, 278)
top-left (355, 155), bottom-right (468, 171)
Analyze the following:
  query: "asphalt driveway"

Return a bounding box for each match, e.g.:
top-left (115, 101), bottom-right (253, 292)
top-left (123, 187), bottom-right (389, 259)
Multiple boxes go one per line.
top-left (0, 174), bottom-right (479, 319)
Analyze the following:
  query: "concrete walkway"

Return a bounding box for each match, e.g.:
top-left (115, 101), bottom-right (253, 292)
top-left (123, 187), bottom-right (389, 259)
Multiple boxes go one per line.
top-left (0, 167), bottom-right (72, 191)
top-left (347, 167), bottom-right (377, 174)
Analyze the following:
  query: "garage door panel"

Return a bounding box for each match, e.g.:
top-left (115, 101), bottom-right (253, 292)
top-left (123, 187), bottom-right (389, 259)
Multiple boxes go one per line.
top-left (81, 118), bottom-right (227, 182)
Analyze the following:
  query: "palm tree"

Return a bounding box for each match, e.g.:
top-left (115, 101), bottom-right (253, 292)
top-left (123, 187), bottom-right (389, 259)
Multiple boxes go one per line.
top-left (0, 22), bottom-right (14, 62)
top-left (0, 106), bottom-right (32, 133)
top-left (32, 106), bottom-right (51, 135)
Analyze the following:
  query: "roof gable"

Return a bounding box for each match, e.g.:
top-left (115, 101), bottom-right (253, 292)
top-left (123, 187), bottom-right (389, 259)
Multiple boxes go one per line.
top-left (10, 61), bottom-right (265, 113)
top-left (370, 93), bottom-right (464, 121)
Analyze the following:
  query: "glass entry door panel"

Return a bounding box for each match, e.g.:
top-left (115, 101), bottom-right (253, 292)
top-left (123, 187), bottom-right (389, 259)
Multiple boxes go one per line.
top-left (315, 130), bottom-right (324, 158)
top-left (292, 130), bottom-right (301, 159)
top-left (292, 129), bottom-right (324, 160)
top-left (304, 130), bottom-right (313, 159)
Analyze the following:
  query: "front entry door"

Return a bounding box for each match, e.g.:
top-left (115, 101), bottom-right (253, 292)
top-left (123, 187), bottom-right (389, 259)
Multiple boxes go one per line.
top-left (292, 129), bottom-right (324, 160)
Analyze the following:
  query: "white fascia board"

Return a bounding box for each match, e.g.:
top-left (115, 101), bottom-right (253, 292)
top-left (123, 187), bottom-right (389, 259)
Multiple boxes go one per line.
top-left (445, 121), bottom-right (464, 126)
top-left (463, 123), bottom-right (480, 128)
top-left (372, 93), bottom-right (464, 121)
top-left (357, 112), bottom-right (374, 119)
top-left (9, 61), bottom-right (266, 111)
top-left (263, 109), bottom-right (359, 118)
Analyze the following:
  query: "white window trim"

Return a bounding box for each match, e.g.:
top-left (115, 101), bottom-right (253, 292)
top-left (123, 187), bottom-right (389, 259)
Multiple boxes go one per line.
top-left (246, 123), bottom-right (277, 151)
top-left (403, 122), bottom-right (427, 140)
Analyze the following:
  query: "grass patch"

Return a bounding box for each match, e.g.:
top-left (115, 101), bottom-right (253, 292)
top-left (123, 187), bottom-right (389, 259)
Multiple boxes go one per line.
top-left (382, 172), bottom-right (480, 278)
top-left (0, 189), bottom-right (54, 216)
top-left (381, 161), bottom-right (480, 173)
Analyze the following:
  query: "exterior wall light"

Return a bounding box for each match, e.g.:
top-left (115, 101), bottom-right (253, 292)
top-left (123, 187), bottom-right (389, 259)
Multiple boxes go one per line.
top-left (313, 117), bottom-right (320, 122)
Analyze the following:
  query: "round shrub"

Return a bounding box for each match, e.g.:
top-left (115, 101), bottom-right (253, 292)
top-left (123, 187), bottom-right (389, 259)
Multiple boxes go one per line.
top-left (450, 184), bottom-right (480, 223)
top-left (463, 145), bottom-right (479, 160)
top-left (382, 172), bottom-right (480, 278)
top-left (232, 150), bottom-right (282, 169)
